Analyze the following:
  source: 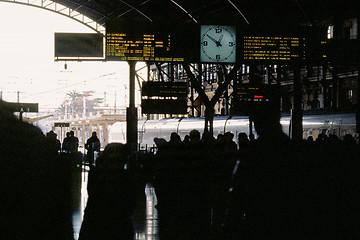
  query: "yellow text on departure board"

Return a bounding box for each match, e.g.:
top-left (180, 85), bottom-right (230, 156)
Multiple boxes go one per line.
top-left (243, 36), bottom-right (305, 61)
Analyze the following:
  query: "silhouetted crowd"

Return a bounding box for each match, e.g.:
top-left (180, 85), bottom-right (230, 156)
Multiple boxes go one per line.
top-left (150, 103), bottom-right (359, 240)
top-left (151, 129), bottom-right (359, 240)
top-left (1, 97), bottom-right (359, 240)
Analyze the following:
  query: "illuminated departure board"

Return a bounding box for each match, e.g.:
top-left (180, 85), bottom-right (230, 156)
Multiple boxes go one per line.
top-left (242, 36), bottom-right (305, 62)
top-left (231, 84), bottom-right (280, 115)
top-left (106, 32), bottom-right (184, 62)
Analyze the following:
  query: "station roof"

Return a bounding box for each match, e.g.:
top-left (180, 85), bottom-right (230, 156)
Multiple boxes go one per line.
top-left (52, 0), bottom-right (359, 31)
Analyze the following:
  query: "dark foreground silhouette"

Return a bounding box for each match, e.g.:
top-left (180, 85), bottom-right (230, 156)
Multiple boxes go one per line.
top-left (0, 100), bottom-right (74, 240)
top-left (79, 143), bottom-right (136, 240)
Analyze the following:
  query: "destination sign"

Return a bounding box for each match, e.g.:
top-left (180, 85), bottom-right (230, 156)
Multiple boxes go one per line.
top-left (6, 102), bottom-right (39, 113)
top-left (231, 84), bottom-right (280, 115)
top-left (141, 81), bottom-right (187, 114)
top-left (142, 99), bottom-right (188, 114)
top-left (54, 122), bottom-right (70, 127)
top-left (233, 85), bottom-right (276, 102)
top-left (106, 32), bottom-right (184, 62)
top-left (142, 81), bottom-right (187, 98)
top-left (242, 36), bottom-right (305, 62)
top-left (55, 33), bottom-right (103, 58)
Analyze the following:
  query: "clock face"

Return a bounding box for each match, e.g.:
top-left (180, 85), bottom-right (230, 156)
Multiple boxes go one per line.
top-left (200, 25), bottom-right (236, 63)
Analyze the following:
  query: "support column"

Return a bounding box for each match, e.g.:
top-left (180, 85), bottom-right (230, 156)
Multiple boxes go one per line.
top-left (292, 65), bottom-right (303, 141)
top-left (190, 79), bottom-right (195, 117)
top-left (322, 65), bottom-right (329, 110)
top-left (332, 65), bottom-right (339, 109)
top-left (127, 61), bottom-right (138, 151)
top-left (75, 125), bottom-right (80, 145)
top-left (104, 123), bottom-right (109, 147)
top-left (357, 66), bottom-right (360, 140)
top-left (97, 123), bottom-right (100, 145)
top-left (357, 16), bottom-right (360, 140)
top-left (82, 124), bottom-right (86, 148)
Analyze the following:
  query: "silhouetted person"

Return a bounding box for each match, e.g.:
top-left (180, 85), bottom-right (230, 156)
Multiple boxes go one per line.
top-left (237, 132), bottom-right (250, 150)
top-left (225, 102), bottom-right (297, 240)
top-left (249, 133), bottom-right (255, 142)
top-left (217, 133), bottom-right (224, 142)
top-left (153, 129), bottom-right (214, 240)
top-left (315, 132), bottom-right (328, 144)
top-left (189, 129), bottom-right (201, 142)
top-left (169, 132), bottom-right (181, 144)
top-left (183, 135), bottom-right (190, 143)
top-left (311, 96), bottom-right (320, 109)
top-left (343, 133), bottom-right (356, 145)
top-left (62, 132), bottom-right (71, 153)
top-left (79, 143), bottom-right (136, 240)
top-left (223, 132), bottom-right (237, 152)
top-left (0, 100), bottom-right (74, 240)
top-left (85, 131), bottom-right (100, 169)
top-left (68, 130), bottom-right (79, 153)
top-left (46, 130), bottom-right (61, 155)
top-left (202, 131), bottom-right (215, 144)
top-left (154, 137), bottom-right (167, 150)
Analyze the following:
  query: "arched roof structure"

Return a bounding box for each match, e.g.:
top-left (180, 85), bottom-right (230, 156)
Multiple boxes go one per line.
top-left (0, 0), bottom-right (106, 33)
top-left (2, 0), bottom-right (359, 33)
top-left (50, 0), bottom-right (359, 26)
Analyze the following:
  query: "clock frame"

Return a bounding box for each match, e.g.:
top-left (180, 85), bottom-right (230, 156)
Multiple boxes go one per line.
top-left (200, 25), bottom-right (236, 63)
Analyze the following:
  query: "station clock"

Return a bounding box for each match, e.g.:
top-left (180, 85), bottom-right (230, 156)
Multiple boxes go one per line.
top-left (200, 25), bottom-right (236, 63)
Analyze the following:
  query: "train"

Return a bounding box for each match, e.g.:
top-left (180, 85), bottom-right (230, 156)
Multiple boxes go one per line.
top-left (108, 112), bottom-right (357, 149)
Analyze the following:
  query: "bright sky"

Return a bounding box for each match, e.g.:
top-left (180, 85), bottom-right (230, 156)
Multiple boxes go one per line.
top-left (0, 2), bottom-right (143, 114)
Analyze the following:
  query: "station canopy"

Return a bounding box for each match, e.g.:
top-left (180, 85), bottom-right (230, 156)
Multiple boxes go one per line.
top-left (50, 0), bottom-right (359, 32)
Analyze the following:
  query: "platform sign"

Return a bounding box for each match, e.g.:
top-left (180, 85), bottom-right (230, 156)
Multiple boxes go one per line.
top-left (231, 84), bottom-right (280, 115)
top-left (55, 33), bottom-right (104, 58)
top-left (54, 122), bottom-right (70, 127)
top-left (141, 81), bottom-right (187, 114)
top-left (241, 36), bottom-right (306, 63)
top-left (142, 99), bottom-right (188, 114)
top-left (142, 81), bottom-right (187, 98)
top-left (6, 102), bottom-right (38, 113)
top-left (234, 85), bottom-right (273, 102)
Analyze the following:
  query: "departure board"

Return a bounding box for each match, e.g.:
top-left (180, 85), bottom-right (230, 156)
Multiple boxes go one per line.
top-left (106, 32), bottom-right (184, 62)
top-left (231, 84), bottom-right (280, 115)
top-left (242, 36), bottom-right (305, 62)
top-left (141, 81), bottom-right (188, 114)
top-left (233, 85), bottom-right (279, 102)
top-left (142, 81), bottom-right (187, 98)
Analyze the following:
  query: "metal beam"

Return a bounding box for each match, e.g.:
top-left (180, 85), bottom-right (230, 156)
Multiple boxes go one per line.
top-left (116, 0), bottom-right (153, 22)
top-left (227, 0), bottom-right (249, 24)
top-left (170, 0), bottom-right (198, 23)
top-left (0, 0), bottom-right (106, 34)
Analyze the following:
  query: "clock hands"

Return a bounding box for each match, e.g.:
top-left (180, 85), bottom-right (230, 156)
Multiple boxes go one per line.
top-left (218, 34), bottom-right (223, 44)
top-left (206, 34), bottom-right (218, 45)
top-left (206, 34), bottom-right (222, 47)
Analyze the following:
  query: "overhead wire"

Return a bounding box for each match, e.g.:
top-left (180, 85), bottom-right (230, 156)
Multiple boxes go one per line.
top-left (21, 72), bottom-right (118, 99)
